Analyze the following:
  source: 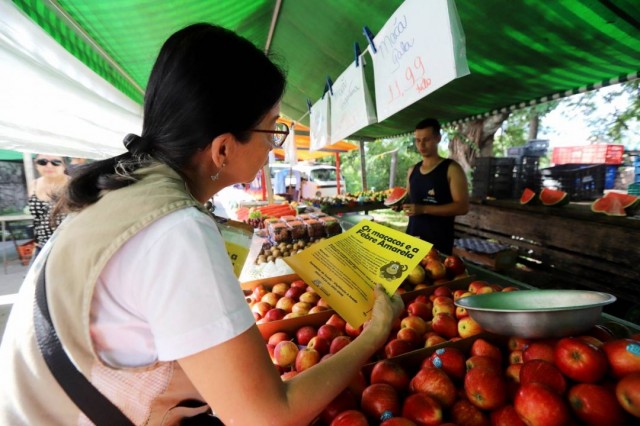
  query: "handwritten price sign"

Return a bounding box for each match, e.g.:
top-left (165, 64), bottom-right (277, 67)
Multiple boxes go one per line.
top-left (371, 0), bottom-right (469, 122)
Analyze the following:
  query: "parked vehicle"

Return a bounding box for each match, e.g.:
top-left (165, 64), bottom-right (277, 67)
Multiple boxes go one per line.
top-left (269, 163), bottom-right (346, 198)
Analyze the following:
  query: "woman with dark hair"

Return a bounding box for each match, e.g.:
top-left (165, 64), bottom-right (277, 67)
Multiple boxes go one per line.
top-left (0, 24), bottom-right (402, 425)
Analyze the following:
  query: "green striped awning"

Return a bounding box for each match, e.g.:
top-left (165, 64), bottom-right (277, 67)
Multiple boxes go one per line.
top-left (12, 0), bottom-right (640, 138)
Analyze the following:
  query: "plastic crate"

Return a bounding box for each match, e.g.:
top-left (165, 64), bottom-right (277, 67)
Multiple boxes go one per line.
top-left (512, 156), bottom-right (541, 198)
top-left (540, 164), bottom-right (607, 201)
top-left (628, 183), bottom-right (640, 196)
top-left (605, 165), bottom-right (618, 190)
top-left (472, 157), bottom-right (515, 199)
top-left (551, 145), bottom-right (624, 165)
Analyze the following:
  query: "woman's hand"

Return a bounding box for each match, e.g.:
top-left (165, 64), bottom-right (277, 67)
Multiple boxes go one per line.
top-left (363, 285), bottom-right (404, 348)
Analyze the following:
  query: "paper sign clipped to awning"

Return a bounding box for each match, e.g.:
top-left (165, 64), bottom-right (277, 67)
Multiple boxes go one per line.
top-left (284, 220), bottom-right (432, 328)
top-left (371, 0), bottom-right (469, 122)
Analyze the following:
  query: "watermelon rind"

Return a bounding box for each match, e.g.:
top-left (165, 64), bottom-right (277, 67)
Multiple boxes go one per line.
top-left (384, 187), bottom-right (408, 207)
top-left (540, 188), bottom-right (569, 206)
top-left (519, 188), bottom-right (538, 205)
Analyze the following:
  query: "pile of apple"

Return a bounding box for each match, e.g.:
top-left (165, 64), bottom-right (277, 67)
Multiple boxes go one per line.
top-left (401, 250), bottom-right (470, 291)
top-left (246, 279), bottom-right (331, 323)
top-left (314, 331), bottom-right (640, 426)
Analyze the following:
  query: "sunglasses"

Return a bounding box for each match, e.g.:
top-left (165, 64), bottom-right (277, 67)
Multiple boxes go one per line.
top-left (36, 159), bottom-right (63, 167)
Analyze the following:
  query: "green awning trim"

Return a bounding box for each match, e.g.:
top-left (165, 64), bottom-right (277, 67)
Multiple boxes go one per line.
top-left (11, 0), bottom-right (640, 139)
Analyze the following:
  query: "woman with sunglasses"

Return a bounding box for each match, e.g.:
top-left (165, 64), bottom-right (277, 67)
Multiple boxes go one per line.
top-left (28, 154), bottom-right (69, 259)
top-left (0, 24), bottom-right (402, 425)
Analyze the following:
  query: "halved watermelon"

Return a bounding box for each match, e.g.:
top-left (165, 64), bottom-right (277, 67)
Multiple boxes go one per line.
top-left (384, 187), bottom-right (408, 207)
top-left (591, 192), bottom-right (638, 217)
top-left (519, 188), bottom-right (537, 205)
top-left (601, 192), bottom-right (639, 209)
top-left (539, 188), bottom-right (569, 206)
top-left (591, 196), bottom-right (627, 216)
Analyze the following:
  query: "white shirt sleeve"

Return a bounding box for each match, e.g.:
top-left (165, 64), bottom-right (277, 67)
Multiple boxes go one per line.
top-left (90, 208), bottom-right (255, 367)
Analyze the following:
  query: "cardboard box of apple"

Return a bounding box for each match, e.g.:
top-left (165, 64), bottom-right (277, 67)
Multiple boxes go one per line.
top-left (314, 330), bottom-right (640, 425)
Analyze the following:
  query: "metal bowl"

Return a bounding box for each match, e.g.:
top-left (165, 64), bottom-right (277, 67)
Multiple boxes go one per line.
top-left (454, 290), bottom-right (616, 338)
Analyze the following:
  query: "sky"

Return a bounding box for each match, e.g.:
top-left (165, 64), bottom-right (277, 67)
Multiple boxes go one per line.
top-left (538, 84), bottom-right (639, 149)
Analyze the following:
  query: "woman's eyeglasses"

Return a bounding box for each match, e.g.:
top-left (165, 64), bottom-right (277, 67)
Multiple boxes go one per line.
top-left (36, 159), bottom-right (63, 167)
top-left (252, 122), bottom-right (290, 147)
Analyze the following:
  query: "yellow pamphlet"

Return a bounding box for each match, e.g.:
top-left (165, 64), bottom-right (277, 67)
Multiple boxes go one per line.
top-left (284, 220), bottom-right (432, 327)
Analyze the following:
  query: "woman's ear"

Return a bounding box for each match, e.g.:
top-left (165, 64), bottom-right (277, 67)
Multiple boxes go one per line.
top-left (209, 133), bottom-right (237, 168)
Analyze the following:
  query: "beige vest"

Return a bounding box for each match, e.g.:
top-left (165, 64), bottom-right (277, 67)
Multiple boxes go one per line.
top-left (0, 163), bottom-right (213, 425)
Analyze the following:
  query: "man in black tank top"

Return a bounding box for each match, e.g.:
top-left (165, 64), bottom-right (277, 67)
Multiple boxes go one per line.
top-left (400, 118), bottom-right (469, 255)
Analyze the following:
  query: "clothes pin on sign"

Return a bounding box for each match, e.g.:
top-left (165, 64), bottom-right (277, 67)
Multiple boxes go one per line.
top-left (362, 26), bottom-right (376, 54)
top-left (326, 76), bottom-right (334, 96)
top-left (354, 42), bottom-right (361, 67)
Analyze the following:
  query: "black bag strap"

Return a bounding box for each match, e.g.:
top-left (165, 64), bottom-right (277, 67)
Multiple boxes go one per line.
top-left (33, 261), bottom-right (134, 426)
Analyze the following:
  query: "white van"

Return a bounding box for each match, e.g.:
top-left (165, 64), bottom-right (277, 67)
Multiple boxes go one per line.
top-left (269, 163), bottom-right (346, 199)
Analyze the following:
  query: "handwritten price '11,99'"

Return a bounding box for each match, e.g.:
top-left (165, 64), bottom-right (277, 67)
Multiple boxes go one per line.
top-left (387, 56), bottom-right (431, 104)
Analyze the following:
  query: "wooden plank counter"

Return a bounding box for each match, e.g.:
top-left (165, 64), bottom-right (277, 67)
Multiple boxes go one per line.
top-left (454, 200), bottom-right (640, 315)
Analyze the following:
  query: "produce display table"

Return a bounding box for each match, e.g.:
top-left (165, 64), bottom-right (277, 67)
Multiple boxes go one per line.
top-left (456, 201), bottom-right (640, 319)
top-left (319, 201), bottom-right (388, 216)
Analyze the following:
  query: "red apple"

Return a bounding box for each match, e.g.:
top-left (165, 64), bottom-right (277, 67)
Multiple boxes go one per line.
top-left (508, 336), bottom-right (530, 351)
top-left (291, 301), bottom-right (312, 315)
top-left (443, 255), bottom-right (466, 277)
top-left (260, 291), bottom-right (280, 307)
top-left (465, 355), bottom-right (501, 375)
top-left (267, 331), bottom-right (291, 346)
top-left (490, 405), bottom-right (526, 426)
top-left (307, 336), bottom-right (330, 355)
top-left (514, 382), bottom-right (570, 426)
top-left (400, 315), bottom-right (428, 336)
top-left (329, 335), bottom-right (352, 354)
top-left (299, 291), bottom-right (320, 305)
top-left (569, 383), bottom-right (628, 425)
top-left (424, 334), bottom-right (447, 348)
top-left (505, 363), bottom-right (522, 384)
top-left (455, 305), bottom-right (468, 319)
top-left (251, 284), bottom-right (268, 301)
top-left (284, 286), bottom-right (305, 301)
top-left (283, 312), bottom-right (303, 320)
top-left (289, 279), bottom-right (306, 288)
top-left (412, 294), bottom-right (431, 305)
top-left (385, 338), bottom-right (414, 358)
top-left (425, 259), bottom-right (447, 281)
top-left (432, 295), bottom-right (454, 306)
top-left (370, 359), bottom-right (410, 393)
top-left (406, 301), bottom-right (433, 321)
top-left (431, 313), bottom-right (458, 339)
top-left (616, 372), bottom-right (640, 418)
top-left (316, 297), bottom-right (331, 308)
top-left (432, 303), bottom-right (455, 317)
top-left (464, 366), bottom-right (506, 410)
top-left (410, 366), bottom-right (456, 408)
top-left (380, 418), bottom-right (418, 426)
top-left (345, 322), bottom-right (363, 338)
top-left (317, 324), bottom-right (342, 342)
top-left (295, 347), bottom-right (320, 372)
top-left (509, 350), bottom-right (523, 364)
top-left (554, 337), bottom-right (608, 383)
top-left (450, 399), bottom-right (490, 426)
top-left (468, 280), bottom-right (490, 293)
top-left (273, 340), bottom-right (298, 367)
top-left (251, 301), bottom-right (271, 319)
top-left (457, 316), bottom-right (483, 338)
top-left (329, 410), bottom-right (368, 426)
top-left (476, 286), bottom-right (494, 294)
top-left (501, 286), bottom-right (519, 292)
top-left (522, 341), bottom-right (555, 363)
top-left (602, 338), bottom-right (640, 378)
top-left (519, 359), bottom-right (567, 395)
top-left (452, 289), bottom-right (468, 300)
top-left (308, 306), bottom-right (329, 314)
top-left (295, 325), bottom-right (317, 346)
top-left (325, 313), bottom-right (347, 332)
top-left (275, 296), bottom-right (295, 312)
top-left (433, 285), bottom-right (453, 298)
top-left (263, 307), bottom-right (286, 322)
top-left (424, 346), bottom-right (466, 381)
top-left (271, 282), bottom-right (290, 297)
top-left (361, 383), bottom-right (401, 423)
top-left (320, 389), bottom-right (358, 425)
top-left (396, 327), bottom-right (421, 347)
top-left (470, 338), bottom-right (503, 364)
top-left (401, 393), bottom-right (443, 426)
